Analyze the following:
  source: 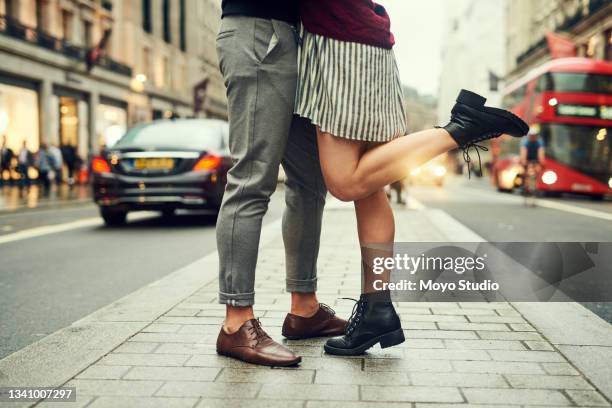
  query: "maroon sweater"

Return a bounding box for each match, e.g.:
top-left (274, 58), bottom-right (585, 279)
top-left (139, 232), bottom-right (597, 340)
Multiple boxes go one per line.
top-left (300, 0), bottom-right (395, 49)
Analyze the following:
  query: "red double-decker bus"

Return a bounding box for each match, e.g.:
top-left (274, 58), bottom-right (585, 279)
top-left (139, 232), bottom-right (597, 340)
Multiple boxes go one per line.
top-left (492, 58), bottom-right (611, 199)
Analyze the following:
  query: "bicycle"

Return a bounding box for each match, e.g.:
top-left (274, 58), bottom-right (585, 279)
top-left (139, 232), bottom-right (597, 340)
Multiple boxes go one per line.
top-left (522, 161), bottom-right (541, 207)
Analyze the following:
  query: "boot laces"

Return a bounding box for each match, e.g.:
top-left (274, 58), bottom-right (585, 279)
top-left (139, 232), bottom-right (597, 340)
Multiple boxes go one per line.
top-left (248, 318), bottom-right (271, 344)
top-left (342, 297), bottom-right (367, 337)
top-left (462, 142), bottom-right (488, 179)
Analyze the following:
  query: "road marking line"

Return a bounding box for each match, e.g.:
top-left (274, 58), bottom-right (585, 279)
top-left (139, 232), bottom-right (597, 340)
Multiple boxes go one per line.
top-left (406, 196), bottom-right (426, 210)
top-left (536, 199), bottom-right (612, 222)
top-left (458, 184), bottom-right (612, 222)
top-left (0, 213), bottom-right (154, 245)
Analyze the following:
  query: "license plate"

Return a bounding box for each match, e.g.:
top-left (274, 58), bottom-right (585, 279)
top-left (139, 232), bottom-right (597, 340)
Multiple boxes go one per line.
top-left (133, 158), bottom-right (175, 170)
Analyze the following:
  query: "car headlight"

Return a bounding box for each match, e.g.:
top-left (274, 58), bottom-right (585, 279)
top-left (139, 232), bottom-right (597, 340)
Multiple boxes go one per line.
top-left (541, 170), bottom-right (558, 185)
top-left (501, 169), bottom-right (519, 187)
top-left (433, 166), bottom-right (447, 177)
top-left (608, 177), bottom-right (612, 189)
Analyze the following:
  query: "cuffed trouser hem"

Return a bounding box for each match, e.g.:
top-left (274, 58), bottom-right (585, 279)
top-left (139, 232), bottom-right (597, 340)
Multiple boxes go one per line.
top-left (219, 291), bottom-right (255, 307)
top-left (286, 277), bottom-right (317, 293)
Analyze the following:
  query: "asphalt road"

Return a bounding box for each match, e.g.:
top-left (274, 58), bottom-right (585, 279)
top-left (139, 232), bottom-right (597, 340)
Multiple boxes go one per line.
top-left (408, 178), bottom-right (612, 242)
top-left (408, 177), bottom-right (612, 323)
top-left (0, 193), bottom-right (285, 359)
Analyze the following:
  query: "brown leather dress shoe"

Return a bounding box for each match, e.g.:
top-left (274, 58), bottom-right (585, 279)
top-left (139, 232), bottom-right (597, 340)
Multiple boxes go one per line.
top-left (216, 318), bottom-right (301, 367)
top-left (282, 303), bottom-right (348, 340)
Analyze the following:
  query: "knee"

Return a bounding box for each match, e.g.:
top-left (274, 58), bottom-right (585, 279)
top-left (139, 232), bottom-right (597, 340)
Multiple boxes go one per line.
top-left (326, 178), bottom-right (366, 202)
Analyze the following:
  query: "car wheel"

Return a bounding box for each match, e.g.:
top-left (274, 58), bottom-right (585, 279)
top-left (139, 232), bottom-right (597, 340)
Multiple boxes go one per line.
top-left (100, 208), bottom-right (127, 226)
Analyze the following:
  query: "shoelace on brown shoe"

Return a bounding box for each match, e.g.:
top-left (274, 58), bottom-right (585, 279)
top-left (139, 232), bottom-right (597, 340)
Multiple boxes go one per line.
top-left (319, 303), bottom-right (336, 316)
top-left (248, 318), bottom-right (271, 345)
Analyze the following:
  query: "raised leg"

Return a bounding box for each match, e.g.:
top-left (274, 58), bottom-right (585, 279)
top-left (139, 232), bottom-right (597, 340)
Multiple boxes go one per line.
top-left (317, 127), bottom-right (457, 201)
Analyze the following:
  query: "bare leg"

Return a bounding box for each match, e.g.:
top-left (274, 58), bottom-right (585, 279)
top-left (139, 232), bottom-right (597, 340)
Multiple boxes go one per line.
top-left (290, 292), bottom-right (319, 317)
top-left (224, 306), bottom-right (255, 333)
top-left (318, 128), bottom-right (457, 201)
top-left (355, 189), bottom-right (394, 294)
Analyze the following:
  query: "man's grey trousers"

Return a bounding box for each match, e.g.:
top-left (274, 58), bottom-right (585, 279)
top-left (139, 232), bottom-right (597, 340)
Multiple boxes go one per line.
top-left (215, 16), bottom-right (327, 307)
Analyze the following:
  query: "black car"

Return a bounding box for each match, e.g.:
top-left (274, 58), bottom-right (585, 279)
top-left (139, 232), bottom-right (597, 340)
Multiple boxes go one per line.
top-left (92, 119), bottom-right (231, 226)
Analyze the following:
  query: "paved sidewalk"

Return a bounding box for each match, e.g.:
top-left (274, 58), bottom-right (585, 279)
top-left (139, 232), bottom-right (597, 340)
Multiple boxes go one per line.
top-left (1, 199), bottom-right (611, 408)
top-left (0, 184), bottom-right (91, 213)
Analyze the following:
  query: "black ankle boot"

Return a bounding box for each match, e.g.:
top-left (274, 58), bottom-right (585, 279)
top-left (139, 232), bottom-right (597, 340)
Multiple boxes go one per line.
top-left (324, 292), bottom-right (405, 356)
top-left (438, 89), bottom-right (529, 176)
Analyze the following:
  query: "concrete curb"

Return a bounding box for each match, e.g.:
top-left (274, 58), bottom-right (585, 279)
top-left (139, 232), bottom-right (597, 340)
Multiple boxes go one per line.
top-left (512, 302), bottom-right (612, 400)
top-left (0, 218), bottom-right (282, 397)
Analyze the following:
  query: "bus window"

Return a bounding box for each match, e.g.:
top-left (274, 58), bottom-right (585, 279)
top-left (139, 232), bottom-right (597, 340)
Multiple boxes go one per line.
top-left (502, 84), bottom-right (529, 109)
top-left (541, 124), bottom-right (611, 185)
top-left (535, 74), bottom-right (551, 93)
top-left (538, 72), bottom-right (612, 94)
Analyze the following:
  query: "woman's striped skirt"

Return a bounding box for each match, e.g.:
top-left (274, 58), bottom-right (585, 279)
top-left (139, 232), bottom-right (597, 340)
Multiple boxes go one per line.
top-left (295, 27), bottom-right (407, 142)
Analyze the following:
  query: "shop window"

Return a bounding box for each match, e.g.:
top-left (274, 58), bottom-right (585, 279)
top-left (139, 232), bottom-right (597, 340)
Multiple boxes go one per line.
top-left (97, 102), bottom-right (127, 148)
top-left (0, 81), bottom-right (40, 153)
top-left (59, 96), bottom-right (79, 147)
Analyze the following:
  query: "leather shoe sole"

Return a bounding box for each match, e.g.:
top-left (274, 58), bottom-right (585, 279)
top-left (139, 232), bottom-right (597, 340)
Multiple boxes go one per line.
top-left (217, 349), bottom-right (302, 367)
top-left (324, 328), bottom-right (405, 356)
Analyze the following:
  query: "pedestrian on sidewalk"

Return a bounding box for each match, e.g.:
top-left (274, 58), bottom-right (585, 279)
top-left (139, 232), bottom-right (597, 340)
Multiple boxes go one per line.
top-left (48, 143), bottom-right (64, 186)
top-left (17, 140), bottom-right (32, 190)
top-left (35, 143), bottom-right (53, 196)
top-left (0, 135), bottom-right (14, 186)
top-left (214, 0), bottom-right (348, 367)
top-left (60, 142), bottom-right (76, 185)
top-left (292, 0), bottom-right (529, 356)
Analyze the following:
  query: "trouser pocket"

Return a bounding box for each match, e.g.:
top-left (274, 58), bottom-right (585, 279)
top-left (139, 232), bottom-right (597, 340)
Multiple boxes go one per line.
top-left (253, 18), bottom-right (279, 64)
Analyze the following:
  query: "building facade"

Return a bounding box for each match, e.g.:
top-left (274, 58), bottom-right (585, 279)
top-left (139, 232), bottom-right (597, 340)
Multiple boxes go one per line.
top-left (437, 0), bottom-right (507, 123)
top-left (403, 86), bottom-right (437, 133)
top-left (505, 0), bottom-right (611, 83)
top-left (0, 0), bottom-right (226, 160)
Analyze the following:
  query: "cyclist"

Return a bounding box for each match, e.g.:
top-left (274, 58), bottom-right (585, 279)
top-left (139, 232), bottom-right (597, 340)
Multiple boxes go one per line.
top-left (519, 127), bottom-right (545, 195)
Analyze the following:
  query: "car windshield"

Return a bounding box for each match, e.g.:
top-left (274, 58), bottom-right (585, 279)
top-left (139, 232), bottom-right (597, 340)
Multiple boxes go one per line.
top-left (116, 121), bottom-right (227, 150)
top-left (541, 124), bottom-right (611, 184)
top-left (539, 72), bottom-right (612, 94)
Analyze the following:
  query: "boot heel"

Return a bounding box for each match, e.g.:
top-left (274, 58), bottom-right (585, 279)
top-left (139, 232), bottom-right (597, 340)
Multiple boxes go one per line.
top-left (379, 328), bottom-right (405, 349)
top-left (457, 89), bottom-right (486, 107)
